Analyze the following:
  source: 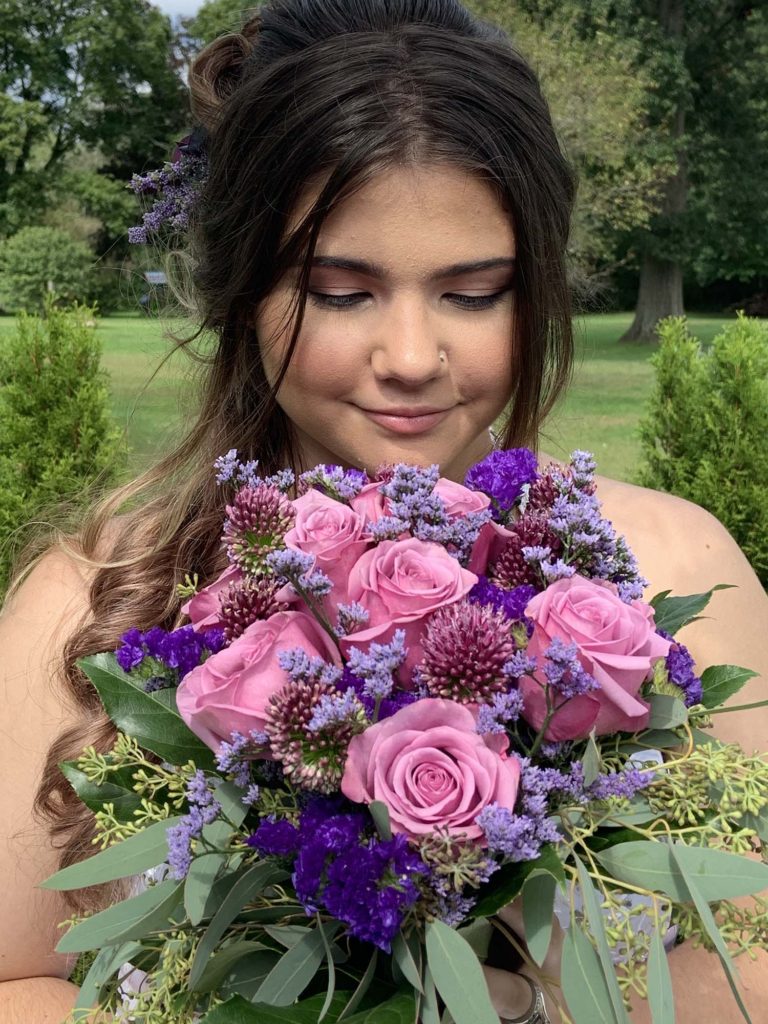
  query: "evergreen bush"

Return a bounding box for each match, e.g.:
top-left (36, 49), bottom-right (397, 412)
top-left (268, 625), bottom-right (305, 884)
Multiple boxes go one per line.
top-left (0, 226), bottom-right (95, 314)
top-left (0, 301), bottom-right (126, 595)
top-left (636, 313), bottom-right (768, 586)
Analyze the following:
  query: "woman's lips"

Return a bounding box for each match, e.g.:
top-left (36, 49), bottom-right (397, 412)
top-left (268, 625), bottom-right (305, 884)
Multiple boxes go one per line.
top-left (359, 407), bottom-right (452, 435)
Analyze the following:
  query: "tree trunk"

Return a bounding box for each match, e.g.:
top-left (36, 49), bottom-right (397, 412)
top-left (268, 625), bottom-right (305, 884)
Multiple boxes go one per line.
top-left (620, 0), bottom-right (687, 343)
top-left (620, 253), bottom-right (685, 342)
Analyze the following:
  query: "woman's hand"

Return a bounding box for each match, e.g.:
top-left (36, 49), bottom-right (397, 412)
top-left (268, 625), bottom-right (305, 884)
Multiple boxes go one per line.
top-left (482, 896), bottom-right (566, 1023)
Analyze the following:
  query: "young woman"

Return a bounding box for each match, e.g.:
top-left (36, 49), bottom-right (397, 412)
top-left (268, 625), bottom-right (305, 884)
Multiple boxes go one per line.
top-left (1, 2), bottom-right (766, 1021)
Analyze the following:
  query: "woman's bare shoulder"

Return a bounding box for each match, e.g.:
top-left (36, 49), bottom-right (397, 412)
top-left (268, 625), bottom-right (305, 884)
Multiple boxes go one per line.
top-left (592, 474), bottom-right (768, 750)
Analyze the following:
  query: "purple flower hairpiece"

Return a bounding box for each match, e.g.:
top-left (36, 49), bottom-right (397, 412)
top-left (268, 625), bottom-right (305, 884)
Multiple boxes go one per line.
top-left (127, 126), bottom-right (209, 243)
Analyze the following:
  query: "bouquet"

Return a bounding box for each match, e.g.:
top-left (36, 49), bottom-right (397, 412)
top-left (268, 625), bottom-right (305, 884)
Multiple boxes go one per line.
top-left (46, 448), bottom-right (768, 1024)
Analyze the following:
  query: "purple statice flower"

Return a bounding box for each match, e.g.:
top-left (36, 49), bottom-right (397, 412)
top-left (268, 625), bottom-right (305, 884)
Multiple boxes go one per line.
top-left (464, 448), bottom-right (539, 517)
top-left (338, 667), bottom-right (419, 721)
top-left (166, 770), bottom-right (222, 879)
top-left (321, 833), bottom-right (427, 951)
top-left (476, 804), bottom-right (558, 862)
top-left (504, 650), bottom-right (538, 680)
top-left (419, 599), bottom-right (517, 703)
top-left (214, 448), bottom-right (240, 484)
top-left (265, 548), bottom-right (333, 600)
top-left (127, 149), bottom-right (207, 243)
top-left (248, 817), bottom-right (300, 857)
top-left (414, 508), bottom-right (494, 564)
top-left (277, 648), bottom-right (343, 688)
top-left (335, 601), bottom-right (370, 638)
top-left (115, 624), bottom-right (223, 683)
top-left (587, 767), bottom-right (655, 801)
top-left (242, 783), bottom-right (261, 807)
top-left (658, 630), bottom-right (703, 706)
top-left (215, 729), bottom-right (269, 789)
top-left (476, 689), bottom-right (525, 734)
top-left (115, 627), bottom-right (145, 671)
top-left (299, 464), bottom-right (368, 502)
top-left (292, 806), bottom-right (369, 909)
top-left (307, 688), bottom-right (366, 732)
top-left (365, 515), bottom-right (412, 541)
top-left (263, 468), bottom-right (297, 493)
top-left (345, 630), bottom-right (408, 702)
top-left (469, 577), bottom-right (537, 623)
top-left (541, 637), bottom-right (599, 700)
top-left (539, 559), bottom-right (578, 583)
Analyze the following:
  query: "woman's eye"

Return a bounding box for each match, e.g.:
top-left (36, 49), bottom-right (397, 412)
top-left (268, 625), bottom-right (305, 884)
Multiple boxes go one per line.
top-left (307, 289), bottom-right (510, 310)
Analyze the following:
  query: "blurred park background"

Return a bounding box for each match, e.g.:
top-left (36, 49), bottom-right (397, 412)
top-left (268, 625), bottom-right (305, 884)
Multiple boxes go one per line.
top-left (1, 0), bottom-right (767, 591)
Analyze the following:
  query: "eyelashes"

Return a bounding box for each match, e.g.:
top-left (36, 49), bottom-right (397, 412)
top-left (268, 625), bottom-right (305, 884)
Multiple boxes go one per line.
top-left (307, 288), bottom-right (512, 311)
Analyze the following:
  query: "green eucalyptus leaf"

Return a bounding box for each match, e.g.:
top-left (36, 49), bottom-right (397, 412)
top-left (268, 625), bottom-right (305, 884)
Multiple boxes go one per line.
top-left (189, 861), bottom-right (286, 989)
top-left (595, 841), bottom-right (768, 902)
top-left (741, 805), bottom-right (768, 843)
top-left (670, 846), bottom-right (752, 1023)
top-left (213, 779), bottom-right (250, 828)
top-left (193, 940), bottom-right (271, 993)
top-left (202, 992), bottom-right (353, 1024)
top-left (369, 800), bottom-right (393, 841)
top-left (219, 950), bottom-right (282, 1001)
top-left (253, 922), bottom-right (340, 1006)
top-left (42, 815), bottom-right (181, 891)
top-left (78, 652), bottom-right (216, 769)
top-left (425, 919), bottom-right (499, 1024)
top-left (471, 844), bottom-right (562, 919)
top-left (699, 665), bottom-right (757, 710)
top-left (620, 730), bottom-right (682, 754)
top-left (342, 991), bottom-right (420, 1023)
top-left (317, 915), bottom-right (338, 1023)
top-left (647, 694), bottom-right (688, 730)
top-left (646, 923), bottom-right (675, 1024)
top-left (421, 963), bottom-right (441, 1024)
top-left (56, 878), bottom-right (183, 953)
top-left (522, 870), bottom-right (557, 968)
top-left (561, 925), bottom-right (621, 1024)
top-left (650, 585), bottom-right (732, 635)
top-left (185, 853), bottom-right (227, 922)
top-left (68, 941), bottom-right (144, 1021)
top-left (392, 931), bottom-right (423, 994)
top-left (582, 734), bottom-right (602, 786)
top-left (337, 947), bottom-right (378, 1021)
top-left (263, 924), bottom-right (315, 949)
top-left (60, 761), bottom-right (143, 820)
top-left (573, 856), bottom-right (629, 1022)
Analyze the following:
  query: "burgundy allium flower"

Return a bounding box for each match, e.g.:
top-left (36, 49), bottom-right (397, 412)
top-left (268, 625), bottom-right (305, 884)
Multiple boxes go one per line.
top-left (222, 483), bottom-right (295, 572)
top-left (419, 599), bottom-right (518, 703)
top-left (489, 511), bottom-right (563, 588)
top-left (265, 680), bottom-right (359, 792)
top-left (218, 575), bottom-right (287, 641)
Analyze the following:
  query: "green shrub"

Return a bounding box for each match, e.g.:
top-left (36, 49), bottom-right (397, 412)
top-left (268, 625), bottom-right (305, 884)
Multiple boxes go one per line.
top-left (636, 313), bottom-right (768, 586)
top-left (0, 226), bottom-right (95, 314)
top-left (0, 301), bottom-right (126, 595)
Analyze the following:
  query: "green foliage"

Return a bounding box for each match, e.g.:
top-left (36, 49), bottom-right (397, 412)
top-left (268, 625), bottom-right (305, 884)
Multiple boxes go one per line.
top-left (0, 226), bottom-right (95, 313)
top-left (183, 0), bottom-right (261, 46)
top-left (636, 314), bottom-right (768, 585)
top-left (0, 302), bottom-right (125, 593)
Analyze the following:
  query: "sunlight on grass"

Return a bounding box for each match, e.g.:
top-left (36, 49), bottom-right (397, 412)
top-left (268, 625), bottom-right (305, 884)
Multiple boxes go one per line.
top-left (0, 310), bottom-right (738, 484)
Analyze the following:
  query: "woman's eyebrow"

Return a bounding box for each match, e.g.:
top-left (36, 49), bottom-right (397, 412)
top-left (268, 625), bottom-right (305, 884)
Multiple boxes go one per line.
top-left (308, 255), bottom-right (516, 280)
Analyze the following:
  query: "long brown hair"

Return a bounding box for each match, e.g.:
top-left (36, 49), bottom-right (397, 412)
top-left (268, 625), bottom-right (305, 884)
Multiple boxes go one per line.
top-left (14, 0), bottom-right (576, 911)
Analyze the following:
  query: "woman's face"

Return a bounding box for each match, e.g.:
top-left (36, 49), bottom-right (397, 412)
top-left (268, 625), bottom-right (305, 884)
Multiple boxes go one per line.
top-left (254, 163), bottom-right (516, 482)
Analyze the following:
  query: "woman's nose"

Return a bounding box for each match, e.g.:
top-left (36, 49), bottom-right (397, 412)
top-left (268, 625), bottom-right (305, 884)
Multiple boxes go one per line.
top-left (370, 296), bottom-right (446, 386)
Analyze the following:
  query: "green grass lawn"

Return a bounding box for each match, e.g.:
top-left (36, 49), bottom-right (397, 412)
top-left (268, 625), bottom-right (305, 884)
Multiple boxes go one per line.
top-left (0, 310), bottom-right (738, 483)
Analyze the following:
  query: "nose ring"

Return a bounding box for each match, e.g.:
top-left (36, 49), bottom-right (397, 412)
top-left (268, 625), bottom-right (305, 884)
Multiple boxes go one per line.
top-left (439, 351), bottom-right (446, 363)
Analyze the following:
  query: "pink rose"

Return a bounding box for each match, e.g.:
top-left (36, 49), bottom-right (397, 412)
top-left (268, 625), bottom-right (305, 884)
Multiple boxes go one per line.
top-left (341, 538), bottom-right (477, 680)
top-left (176, 610), bottom-right (341, 751)
top-left (181, 564), bottom-right (242, 630)
top-left (467, 520), bottom-right (517, 576)
top-left (434, 478), bottom-right (491, 518)
top-left (284, 490), bottom-right (370, 602)
top-left (342, 698), bottom-right (521, 840)
top-left (518, 577), bottom-right (672, 740)
top-left (349, 481), bottom-right (390, 525)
